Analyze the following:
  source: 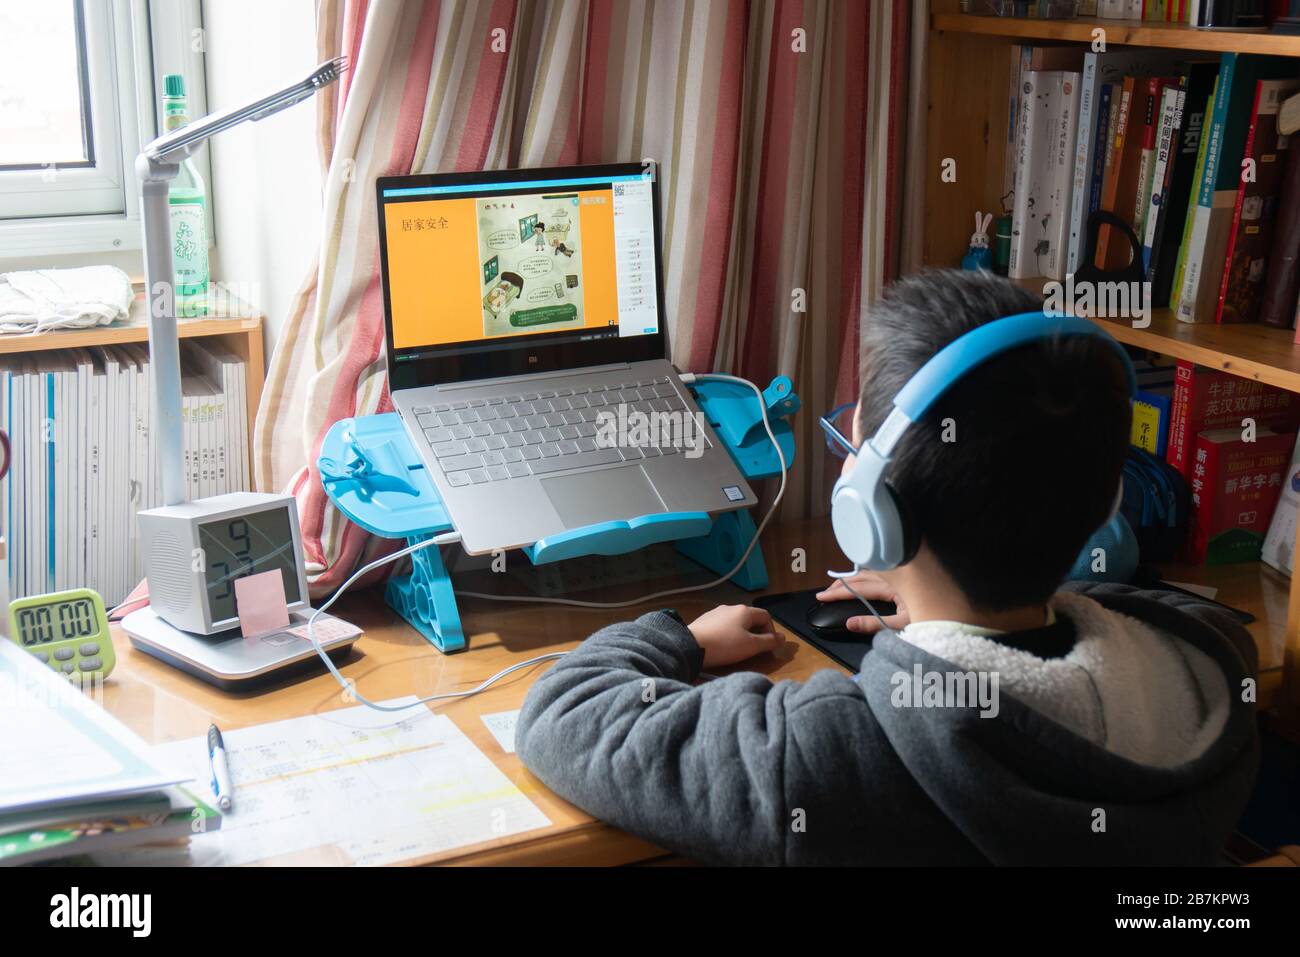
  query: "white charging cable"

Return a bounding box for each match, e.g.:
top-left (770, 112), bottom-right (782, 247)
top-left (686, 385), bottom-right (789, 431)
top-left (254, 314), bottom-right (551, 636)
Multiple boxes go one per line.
top-left (304, 533), bottom-right (566, 712)
top-left (305, 373), bottom-right (788, 711)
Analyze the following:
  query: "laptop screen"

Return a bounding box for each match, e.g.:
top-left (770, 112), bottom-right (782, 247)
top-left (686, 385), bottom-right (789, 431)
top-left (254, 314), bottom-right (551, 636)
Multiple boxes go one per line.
top-left (377, 163), bottom-right (667, 388)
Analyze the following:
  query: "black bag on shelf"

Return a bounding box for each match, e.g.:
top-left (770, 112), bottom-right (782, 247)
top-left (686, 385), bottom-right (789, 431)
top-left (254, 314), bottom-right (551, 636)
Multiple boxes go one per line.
top-left (1120, 447), bottom-right (1191, 564)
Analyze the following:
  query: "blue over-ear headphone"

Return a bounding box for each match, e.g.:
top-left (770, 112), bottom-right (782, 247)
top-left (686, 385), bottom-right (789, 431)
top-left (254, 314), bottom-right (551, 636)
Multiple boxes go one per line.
top-left (830, 311), bottom-right (1136, 573)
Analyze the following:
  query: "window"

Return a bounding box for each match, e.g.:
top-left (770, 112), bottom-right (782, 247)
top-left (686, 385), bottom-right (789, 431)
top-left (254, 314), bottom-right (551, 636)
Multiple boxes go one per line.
top-left (0, 3), bottom-right (93, 169)
top-left (0, 0), bottom-right (209, 257)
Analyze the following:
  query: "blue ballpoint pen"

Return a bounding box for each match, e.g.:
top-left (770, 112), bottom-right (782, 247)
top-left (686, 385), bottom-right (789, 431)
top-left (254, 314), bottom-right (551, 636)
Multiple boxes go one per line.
top-left (207, 724), bottom-right (234, 811)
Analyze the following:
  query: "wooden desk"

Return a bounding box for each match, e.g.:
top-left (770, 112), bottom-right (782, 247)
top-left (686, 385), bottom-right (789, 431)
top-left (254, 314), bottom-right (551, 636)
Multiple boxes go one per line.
top-left (103, 517), bottom-right (849, 866)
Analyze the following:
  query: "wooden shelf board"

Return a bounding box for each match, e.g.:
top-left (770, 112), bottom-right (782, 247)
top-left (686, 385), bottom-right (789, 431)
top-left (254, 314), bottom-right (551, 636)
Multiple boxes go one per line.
top-left (0, 284), bottom-right (262, 355)
top-left (0, 316), bottom-right (262, 355)
top-left (1007, 278), bottom-right (1300, 393)
top-left (1153, 560), bottom-right (1289, 707)
top-left (933, 13), bottom-right (1300, 57)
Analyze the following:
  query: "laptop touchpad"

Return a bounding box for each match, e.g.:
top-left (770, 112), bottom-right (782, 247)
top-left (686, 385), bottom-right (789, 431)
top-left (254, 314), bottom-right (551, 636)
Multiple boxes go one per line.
top-left (541, 466), bottom-right (666, 527)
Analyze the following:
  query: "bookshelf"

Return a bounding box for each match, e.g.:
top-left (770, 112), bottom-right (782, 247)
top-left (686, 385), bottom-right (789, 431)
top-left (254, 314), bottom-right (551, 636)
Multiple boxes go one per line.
top-left (925, 4), bottom-right (1300, 715)
top-left (0, 296), bottom-right (265, 470)
top-left (934, 13), bottom-right (1300, 55)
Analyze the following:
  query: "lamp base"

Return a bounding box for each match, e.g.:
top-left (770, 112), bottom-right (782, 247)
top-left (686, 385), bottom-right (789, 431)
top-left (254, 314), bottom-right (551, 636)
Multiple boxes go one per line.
top-left (121, 606), bottom-right (360, 690)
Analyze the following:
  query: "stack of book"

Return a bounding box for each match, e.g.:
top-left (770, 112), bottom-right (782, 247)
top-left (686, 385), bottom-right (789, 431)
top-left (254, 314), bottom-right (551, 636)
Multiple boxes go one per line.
top-left (1099, 2), bottom-right (1272, 26)
top-left (1005, 45), bottom-right (1300, 328)
top-left (972, 2), bottom-right (1276, 26)
top-left (1131, 358), bottom-right (1300, 565)
top-left (0, 639), bottom-right (220, 866)
top-left (0, 339), bottom-right (250, 606)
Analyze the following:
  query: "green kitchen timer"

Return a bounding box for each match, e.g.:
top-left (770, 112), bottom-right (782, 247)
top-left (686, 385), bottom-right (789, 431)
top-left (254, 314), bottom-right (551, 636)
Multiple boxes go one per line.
top-left (7, 588), bottom-right (115, 681)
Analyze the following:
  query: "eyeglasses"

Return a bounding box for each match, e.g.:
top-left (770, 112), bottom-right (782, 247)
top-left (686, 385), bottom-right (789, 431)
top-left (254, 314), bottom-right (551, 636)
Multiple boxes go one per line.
top-left (819, 402), bottom-right (858, 459)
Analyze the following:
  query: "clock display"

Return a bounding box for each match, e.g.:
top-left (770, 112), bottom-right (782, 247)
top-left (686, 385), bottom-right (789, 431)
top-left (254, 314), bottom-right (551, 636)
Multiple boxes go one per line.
top-left (198, 507), bottom-right (302, 625)
top-left (14, 597), bottom-right (99, 647)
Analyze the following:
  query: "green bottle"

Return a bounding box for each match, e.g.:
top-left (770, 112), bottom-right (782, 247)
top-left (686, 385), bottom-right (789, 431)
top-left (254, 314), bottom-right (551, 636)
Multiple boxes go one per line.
top-left (162, 74), bottom-right (209, 317)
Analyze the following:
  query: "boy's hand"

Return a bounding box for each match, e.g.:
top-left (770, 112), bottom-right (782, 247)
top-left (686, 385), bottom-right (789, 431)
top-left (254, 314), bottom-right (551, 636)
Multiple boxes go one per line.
top-left (687, 604), bottom-right (784, 669)
top-left (815, 573), bottom-right (910, 635)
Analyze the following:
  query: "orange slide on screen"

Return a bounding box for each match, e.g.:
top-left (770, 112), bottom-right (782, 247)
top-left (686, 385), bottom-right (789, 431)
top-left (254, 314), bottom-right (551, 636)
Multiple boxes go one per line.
top-left (385, 188), bottom-right (618, 350)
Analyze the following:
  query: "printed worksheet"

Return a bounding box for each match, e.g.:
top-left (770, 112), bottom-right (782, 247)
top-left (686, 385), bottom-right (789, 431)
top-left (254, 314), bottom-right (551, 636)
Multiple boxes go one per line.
top-left (150, 698), bottom-right (551, 866)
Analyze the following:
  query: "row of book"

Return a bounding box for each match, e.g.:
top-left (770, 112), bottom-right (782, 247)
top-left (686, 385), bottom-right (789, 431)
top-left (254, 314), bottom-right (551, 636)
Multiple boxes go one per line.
top-left (1006, 45), bottom-right (1300, 327)
top-left (1131, 357), bottom-right (1300, 567)
top-left (971, 1), bottom-right (1288, 28)
top-left (1100, 1), bottom-right (1285, 26)
top-left (0, 340), bottom-right (250, 606)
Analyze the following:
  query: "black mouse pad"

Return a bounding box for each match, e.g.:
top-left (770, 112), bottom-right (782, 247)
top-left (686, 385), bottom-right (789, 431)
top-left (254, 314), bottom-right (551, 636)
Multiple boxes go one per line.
top-left (755, 588), bottom-right (876, 674)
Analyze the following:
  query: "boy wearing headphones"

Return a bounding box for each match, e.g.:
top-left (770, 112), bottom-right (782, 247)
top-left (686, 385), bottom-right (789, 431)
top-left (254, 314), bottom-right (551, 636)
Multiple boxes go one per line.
top-left (516, 269), bottom-right (1259, 865)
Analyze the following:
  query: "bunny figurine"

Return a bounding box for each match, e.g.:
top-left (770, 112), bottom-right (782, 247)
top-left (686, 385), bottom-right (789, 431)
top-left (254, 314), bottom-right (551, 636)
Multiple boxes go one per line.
top-left (961, 212), bottom-right (994, 272)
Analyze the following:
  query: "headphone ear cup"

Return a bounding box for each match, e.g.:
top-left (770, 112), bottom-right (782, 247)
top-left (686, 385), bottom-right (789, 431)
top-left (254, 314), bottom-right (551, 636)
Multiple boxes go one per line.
top-left (887, 482), bottom-right (920, 566)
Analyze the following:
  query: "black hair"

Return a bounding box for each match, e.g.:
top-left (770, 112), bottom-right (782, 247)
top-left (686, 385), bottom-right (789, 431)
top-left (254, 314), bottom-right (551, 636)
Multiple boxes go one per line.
top-left (856, 269), bottom-right (1132, 611)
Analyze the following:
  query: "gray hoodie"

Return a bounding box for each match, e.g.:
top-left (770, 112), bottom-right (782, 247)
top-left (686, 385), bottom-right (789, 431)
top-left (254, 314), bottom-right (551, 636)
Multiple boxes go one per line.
top-left (516, 582), bottom-right (1259, 865)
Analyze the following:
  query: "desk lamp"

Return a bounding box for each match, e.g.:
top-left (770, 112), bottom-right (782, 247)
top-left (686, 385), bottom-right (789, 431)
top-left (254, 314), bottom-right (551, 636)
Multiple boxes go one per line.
top-left (123, 58), bottom-right (362, 687)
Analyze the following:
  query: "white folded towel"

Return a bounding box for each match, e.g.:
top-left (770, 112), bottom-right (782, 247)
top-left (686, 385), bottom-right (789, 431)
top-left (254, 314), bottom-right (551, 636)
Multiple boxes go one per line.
top-left (0, 265), bottom-right (135, 335)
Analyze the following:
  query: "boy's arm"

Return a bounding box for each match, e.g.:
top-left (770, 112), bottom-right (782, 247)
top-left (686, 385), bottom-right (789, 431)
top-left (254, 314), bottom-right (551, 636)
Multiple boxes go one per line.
top-left (515, 610), bottom-right (890, 865)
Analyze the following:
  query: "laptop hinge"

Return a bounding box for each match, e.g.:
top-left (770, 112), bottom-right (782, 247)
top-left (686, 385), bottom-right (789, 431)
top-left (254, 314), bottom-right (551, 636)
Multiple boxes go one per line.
top-left (432, 361), bottom-right (641, 392)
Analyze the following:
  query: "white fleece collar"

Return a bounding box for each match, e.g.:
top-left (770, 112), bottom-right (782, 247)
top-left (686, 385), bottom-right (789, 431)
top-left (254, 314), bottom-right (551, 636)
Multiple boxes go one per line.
top-left (897, 592), bottom-right (1230, 769)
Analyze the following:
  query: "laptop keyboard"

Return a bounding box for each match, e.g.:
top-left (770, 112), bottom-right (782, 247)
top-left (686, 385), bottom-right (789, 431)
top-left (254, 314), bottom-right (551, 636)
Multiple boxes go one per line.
top-left (410, 375), bottom-right (707, 486)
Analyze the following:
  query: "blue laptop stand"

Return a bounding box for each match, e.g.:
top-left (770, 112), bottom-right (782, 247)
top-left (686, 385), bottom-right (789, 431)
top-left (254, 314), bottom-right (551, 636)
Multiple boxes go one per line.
top-left (317, 376), bottom-right (799, 653)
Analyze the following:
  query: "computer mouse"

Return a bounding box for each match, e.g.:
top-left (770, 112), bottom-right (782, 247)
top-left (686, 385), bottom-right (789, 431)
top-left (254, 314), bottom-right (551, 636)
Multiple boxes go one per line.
top-left (805, 598), bottom-right (896, 637)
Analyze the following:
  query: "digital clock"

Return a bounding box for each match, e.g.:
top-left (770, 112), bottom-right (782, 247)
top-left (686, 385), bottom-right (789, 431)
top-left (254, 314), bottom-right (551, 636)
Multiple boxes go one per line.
top-left (7, 588), bottom-right (115, 680)
top-left (137, 492), bottom-right (310, 635)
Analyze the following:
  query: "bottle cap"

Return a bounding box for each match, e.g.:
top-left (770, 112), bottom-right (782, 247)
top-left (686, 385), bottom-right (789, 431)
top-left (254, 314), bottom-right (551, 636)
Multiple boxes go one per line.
top-left (164, 74), bottom-right (186, 98)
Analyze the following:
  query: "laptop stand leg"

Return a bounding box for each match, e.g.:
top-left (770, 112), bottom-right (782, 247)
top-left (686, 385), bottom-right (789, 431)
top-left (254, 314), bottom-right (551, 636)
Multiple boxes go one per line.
top-left (384, 532), bottom-right (466, 653)
top-left (675, 508), bottom-right (769, 591)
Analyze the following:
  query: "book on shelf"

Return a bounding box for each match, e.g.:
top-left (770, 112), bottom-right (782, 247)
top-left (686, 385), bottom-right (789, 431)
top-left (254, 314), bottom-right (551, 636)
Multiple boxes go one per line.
top-left (1133, 386), bottom-right (1176, 457)
top-left (1261, 436), bottom-right (1300, 576)
top-left (1006, 45), bottom-right (1086, 277)
top-left (1068, 51), bottom-right (1168, 275)
top-left (0, 341), bottom-right (251, 607)
top-left (1171, 82), bottom-right (1218, 318)
top-left (1188, 427), bottom-right (1295, 566)
top-left (1260, 136), bottom-right (1300, 329)
top-left (1148, 61), bottom-right (1219, 307)
top-left (1215, 77), bottom-right (1300, 324)
top-left (1096, 78), bottom-right (1137, 271)
top-left (1045, 72), bottom-right (1082, 280)
top-left (1010, 71), bottom-right (1054, 279)
top-left (1175, 54), bottom-right (1297, 324)
top-left (1142, 84), bottom-right (1183, 274)
top-left (1165, 360), bottom-right (1300, 481)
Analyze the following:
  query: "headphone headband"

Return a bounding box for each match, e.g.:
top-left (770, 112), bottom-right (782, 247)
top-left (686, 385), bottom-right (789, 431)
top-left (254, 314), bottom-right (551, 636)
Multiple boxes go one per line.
top-left (880, 312), bottom-right (1136, 453)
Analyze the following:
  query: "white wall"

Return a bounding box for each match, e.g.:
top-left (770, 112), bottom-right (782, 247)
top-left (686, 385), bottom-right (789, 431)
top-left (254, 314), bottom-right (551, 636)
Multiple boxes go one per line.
top-left (202, 0), bottom-right (322, 353)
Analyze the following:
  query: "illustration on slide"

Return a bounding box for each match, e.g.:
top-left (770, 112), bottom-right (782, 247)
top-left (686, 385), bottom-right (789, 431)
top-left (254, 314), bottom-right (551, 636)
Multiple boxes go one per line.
top-left (479, 194), bottom-right (585, 338)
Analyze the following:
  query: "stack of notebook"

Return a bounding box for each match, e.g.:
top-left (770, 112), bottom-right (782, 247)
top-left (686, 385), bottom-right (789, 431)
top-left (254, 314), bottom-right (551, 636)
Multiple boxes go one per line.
top-left (0, 640), bottom-right (220, 866)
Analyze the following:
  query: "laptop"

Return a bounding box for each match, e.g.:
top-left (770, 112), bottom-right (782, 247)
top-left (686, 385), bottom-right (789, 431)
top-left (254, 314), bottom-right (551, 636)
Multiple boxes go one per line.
top-left (376, 162), bottom-right (757, 555)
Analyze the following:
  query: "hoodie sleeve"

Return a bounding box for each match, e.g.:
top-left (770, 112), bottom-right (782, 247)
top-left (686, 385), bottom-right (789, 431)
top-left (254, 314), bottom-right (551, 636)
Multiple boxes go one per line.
top-left (1062, 580), bottom-right (1259, 677)
top-left (515, 610), bottom-right (928, 865)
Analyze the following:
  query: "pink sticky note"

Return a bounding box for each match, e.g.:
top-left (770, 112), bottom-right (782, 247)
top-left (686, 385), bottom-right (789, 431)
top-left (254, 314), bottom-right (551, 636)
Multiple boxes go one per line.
top-left (234, 570), bottom-right (290, 638)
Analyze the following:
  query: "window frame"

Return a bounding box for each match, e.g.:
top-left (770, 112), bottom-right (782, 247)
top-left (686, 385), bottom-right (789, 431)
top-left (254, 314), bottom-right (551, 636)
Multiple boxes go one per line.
top-left (0, 0), bottom-right (211, 258)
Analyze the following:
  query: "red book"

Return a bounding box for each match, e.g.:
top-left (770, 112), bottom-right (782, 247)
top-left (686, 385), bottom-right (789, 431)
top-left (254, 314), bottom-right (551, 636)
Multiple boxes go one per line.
top-left (1215, 77), bottom-right (1300, 324)
top-left (1165, 359), bottom-right (1300, 478)
top-left (1188, 428), bottom-right (1296, 565)
top-left (1266, 140), bottom-right (1300, 330)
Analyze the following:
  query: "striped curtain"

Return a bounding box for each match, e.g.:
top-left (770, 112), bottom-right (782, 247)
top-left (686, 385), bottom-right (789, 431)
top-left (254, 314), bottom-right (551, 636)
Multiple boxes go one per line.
top-left (254, 0), bottom-right (921, 593)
